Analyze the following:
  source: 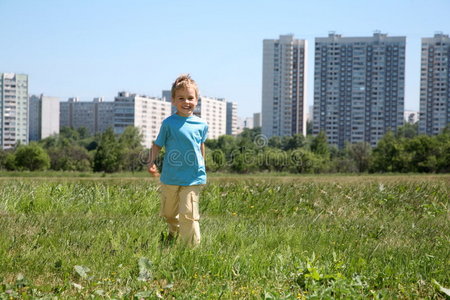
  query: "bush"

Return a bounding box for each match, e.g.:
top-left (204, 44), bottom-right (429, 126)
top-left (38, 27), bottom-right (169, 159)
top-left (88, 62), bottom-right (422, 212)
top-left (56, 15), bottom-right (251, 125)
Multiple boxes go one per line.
top-left (14, 143), bottom-right (50, 171)
top-left (47, 145), bottom-right (92, 171)
top-left (93, 128), bottom-right (122, 173)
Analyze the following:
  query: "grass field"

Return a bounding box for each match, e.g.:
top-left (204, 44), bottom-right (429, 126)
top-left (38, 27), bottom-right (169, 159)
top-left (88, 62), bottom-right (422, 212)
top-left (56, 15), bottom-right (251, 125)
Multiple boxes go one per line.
top-left (0, 174), bottom-right (449, 299)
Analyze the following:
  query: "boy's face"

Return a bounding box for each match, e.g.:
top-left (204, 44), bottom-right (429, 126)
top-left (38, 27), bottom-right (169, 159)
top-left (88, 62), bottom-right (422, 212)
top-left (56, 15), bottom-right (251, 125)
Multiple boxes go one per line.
top-left (172, 86), bottom-right (198, 117)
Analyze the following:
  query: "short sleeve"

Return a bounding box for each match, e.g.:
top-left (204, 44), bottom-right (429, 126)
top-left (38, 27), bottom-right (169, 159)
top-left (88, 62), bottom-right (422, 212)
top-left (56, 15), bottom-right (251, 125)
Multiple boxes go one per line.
top-left (201, 123), bottom-right (208, 143)
top-left (154, 122), bottom-right (168, 147)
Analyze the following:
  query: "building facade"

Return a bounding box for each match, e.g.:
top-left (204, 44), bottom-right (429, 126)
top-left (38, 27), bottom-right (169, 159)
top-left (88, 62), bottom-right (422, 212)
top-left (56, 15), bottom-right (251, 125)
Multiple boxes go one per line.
top-left (313, 32), bottom-right (406, 148)
top-left (226, 101), bottom-right (238, 135)
top-left (419, 33), bottom-right (450, 135)
top-left (114, 92), bottom-right (171, 148)
top-left (0, 73), bottom-right (28, 149)
top-left (161, 90), bottom-right (176, 115)
top-left (60, 97), bottom-right (115, 135)
top-left (253, 112), bottom-right (261, 128)
top-left (196, 96), bottom-right (227, 139)
top-left (262, 34), bottom-right (307, 138)
top-left (29, 94), bottom-right (60, 141)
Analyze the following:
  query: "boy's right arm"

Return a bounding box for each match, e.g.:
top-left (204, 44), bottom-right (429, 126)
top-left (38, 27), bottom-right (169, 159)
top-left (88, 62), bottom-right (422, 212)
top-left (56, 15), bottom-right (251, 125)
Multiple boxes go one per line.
top-left (148, 143), bottom-right (162, 175)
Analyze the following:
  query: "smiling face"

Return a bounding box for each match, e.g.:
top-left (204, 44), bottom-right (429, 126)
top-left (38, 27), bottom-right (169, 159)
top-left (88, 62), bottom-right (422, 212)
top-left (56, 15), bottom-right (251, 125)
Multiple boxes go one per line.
top-left (172, 85), bottom-right (198, 117)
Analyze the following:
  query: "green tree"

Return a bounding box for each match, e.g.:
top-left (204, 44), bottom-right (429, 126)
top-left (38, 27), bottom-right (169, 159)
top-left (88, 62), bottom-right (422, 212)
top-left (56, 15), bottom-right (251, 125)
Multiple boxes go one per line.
top-left (306, 120), bottom-right (313, 135)
top-left (346, 142), bottom-right (372, 172)
top-left (268, 136), bottom-right (282, 149)
top-left (236, 129), bottom-right (259, 151)
top-left (39, 134), bottom-right (59, 149)
top-left (404, 135), bottom-right (441, 172)
top-left (60, 126), bottom-right (80, 141)
top-left (264, 149), bottom-right (288, 172)
top-left (0, 149), bottom-right (8, 170)
top-left (331, 156), bottom-right (358, 173)
top-left (204, 138), bottom-right (218, 149)
top-left (288, 149), bottom-right (326, 173)
top-left (14, 143), bottom-right (50, 171)
top-left (118, 126), bottom-right (143, 150)
top-left (238, 127), bottom-right (261, 144)
top-left (370, 131), bottom-right (410, 172)
top-left (47, 145), bottom-right (92, 171)
top-left (207, 148), bottom-right (226, 171)
top-left (310, 131), bottom-right (330, 158)
top-left (396, 123), bottom-right (418, 139)
top-left (230, 150), bottom-right (258, 173)
top-left (435, 127), bottom-right (450, 172)
top-left (77, 127), bottom-right (90, 139)
top-left (216, 135), bottom-right (237, 160)
top-left (118, 126), bottom-right (145, 172)
top-left (282, 134), bottom-right (306, 151)
top-left (4, 153), bottom-right (16, 170)
top-left (230, 151), bottom-right (246, 173)
top-left (93, 128), bottom-right (122, 173)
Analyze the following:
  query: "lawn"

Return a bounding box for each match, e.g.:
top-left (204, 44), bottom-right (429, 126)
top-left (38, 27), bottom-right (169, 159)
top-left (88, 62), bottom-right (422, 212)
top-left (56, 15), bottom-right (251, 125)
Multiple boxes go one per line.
top-left (0, 174), bottom-right (449, 299)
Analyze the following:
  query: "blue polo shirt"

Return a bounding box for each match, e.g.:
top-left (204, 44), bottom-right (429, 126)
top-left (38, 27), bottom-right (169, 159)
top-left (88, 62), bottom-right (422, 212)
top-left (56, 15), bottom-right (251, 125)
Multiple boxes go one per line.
top-left (154, 114), bottom-right (208, 186)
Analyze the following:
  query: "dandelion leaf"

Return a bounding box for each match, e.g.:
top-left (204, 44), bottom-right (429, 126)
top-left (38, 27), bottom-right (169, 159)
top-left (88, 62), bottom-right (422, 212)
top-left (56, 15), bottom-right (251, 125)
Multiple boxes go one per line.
top-left (137, 257), bottom-right (153, 281)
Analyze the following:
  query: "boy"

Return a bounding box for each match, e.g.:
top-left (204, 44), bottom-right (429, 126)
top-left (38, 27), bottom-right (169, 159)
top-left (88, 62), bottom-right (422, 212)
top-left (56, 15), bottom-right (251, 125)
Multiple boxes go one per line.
top-left (148, 74), bottom-right (208, 246)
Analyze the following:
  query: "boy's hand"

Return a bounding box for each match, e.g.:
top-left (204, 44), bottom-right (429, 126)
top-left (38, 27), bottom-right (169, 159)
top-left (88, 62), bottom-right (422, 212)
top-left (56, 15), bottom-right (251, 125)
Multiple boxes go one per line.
top-left (148, 163), bottom-right (160, 177)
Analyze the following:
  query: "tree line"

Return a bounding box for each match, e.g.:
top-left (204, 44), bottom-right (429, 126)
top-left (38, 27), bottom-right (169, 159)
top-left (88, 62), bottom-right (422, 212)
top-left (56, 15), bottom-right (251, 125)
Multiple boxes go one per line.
top-left (0, 123), bottom-right (448, 173)
top-left (205, 123), bottom-right (449, 173)
top-left (0, 127), bottom-right (145, 173)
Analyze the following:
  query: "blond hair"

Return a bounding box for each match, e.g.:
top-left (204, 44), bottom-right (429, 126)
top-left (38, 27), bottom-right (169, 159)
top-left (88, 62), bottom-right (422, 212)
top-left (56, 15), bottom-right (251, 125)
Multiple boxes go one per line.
top-left (171, 74), bottom-right (199, 99)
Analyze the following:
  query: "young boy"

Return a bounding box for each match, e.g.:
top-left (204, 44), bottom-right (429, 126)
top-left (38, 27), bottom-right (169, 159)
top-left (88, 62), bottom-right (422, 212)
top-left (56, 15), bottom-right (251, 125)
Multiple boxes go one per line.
top-left (148, 74), bottom-right (208, 246)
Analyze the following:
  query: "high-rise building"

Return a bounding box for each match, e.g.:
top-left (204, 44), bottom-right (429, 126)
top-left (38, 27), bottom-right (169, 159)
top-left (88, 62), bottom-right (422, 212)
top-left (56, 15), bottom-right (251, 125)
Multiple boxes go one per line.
top-left (306, 105), bottom-right (313, 122)
top-left (313, 32), bottom-right (406, 148)
top-left (419, 33), bottom-right (450, 135)
top-left (243, 117), bottom-right (253, 129)
top-left (236, 116), bottom-right (254, 135)
top-left (0, 73), bottom-right (29, 149)
top-left (253, 112), bottom-right (261, 128)
top-left (262, 34), bottom-right (307, 138)
top-left (29, 94), bottom-right (60, 141)
top-left (114, 92), bottom-right (171, 148)
top-left (60, 97), bottom-right (115, 135)
top-left (226, 101), bottom-right (238, 135)
top-left (161, 90), bottom-right (176, 115)
top-left (196, 96), bottom-right (227, 139)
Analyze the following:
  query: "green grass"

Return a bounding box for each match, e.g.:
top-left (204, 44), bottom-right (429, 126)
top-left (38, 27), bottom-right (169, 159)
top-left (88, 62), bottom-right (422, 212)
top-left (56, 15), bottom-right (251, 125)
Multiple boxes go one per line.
top-left (0, 175), bottom-right (449, 299)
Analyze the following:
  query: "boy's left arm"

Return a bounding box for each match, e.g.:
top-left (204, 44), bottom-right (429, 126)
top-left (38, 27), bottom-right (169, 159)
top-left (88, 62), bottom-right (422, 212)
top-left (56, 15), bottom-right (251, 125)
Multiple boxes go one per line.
top-left (201, 143), bottom-right (205, 159)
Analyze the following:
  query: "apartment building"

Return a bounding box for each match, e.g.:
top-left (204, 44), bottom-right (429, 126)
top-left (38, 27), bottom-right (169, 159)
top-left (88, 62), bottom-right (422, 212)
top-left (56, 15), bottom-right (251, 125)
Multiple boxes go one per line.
top-left (114, 92), bottom-right (171, 148)
top-left (313, 32), bottom-right (406, 147)
top-left (419, 33), bottom-right (450, 135)
top-left (226, 101), bottom-right (238, 135)
top-left (196, 96), bottom-right (227, 139)
top-left (0, 73), bottom-right (28, 149)
top-left (262, 34), bottom-right (308, 137)
top-left (29, 94), bottom-right (60, 141)
top-left (60, 97), bottom-right (115, 135)
top-left (253, 112), bottom-right (261, 128)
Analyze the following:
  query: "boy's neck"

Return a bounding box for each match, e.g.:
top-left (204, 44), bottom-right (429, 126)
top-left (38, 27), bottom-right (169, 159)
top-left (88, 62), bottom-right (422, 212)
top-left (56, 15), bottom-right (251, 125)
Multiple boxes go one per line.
top-left (176, 111), bottom-right (193, 117)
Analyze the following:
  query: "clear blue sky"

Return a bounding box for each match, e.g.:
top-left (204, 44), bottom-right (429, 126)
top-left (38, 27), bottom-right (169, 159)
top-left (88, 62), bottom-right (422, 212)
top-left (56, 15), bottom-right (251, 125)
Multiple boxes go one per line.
top-left (1, 0), bottom-right (449, 117)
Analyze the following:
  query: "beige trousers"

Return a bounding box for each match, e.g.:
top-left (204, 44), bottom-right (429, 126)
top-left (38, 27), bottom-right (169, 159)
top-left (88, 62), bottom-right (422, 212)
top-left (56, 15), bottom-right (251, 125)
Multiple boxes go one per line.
top-left (160, 184), bottom-right (202, 246)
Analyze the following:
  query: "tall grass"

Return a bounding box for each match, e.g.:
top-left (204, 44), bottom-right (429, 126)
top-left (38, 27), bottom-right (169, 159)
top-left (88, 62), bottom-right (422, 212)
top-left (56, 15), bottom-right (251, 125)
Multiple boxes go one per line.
top-left (0, 176), bottom-right (449, 298)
